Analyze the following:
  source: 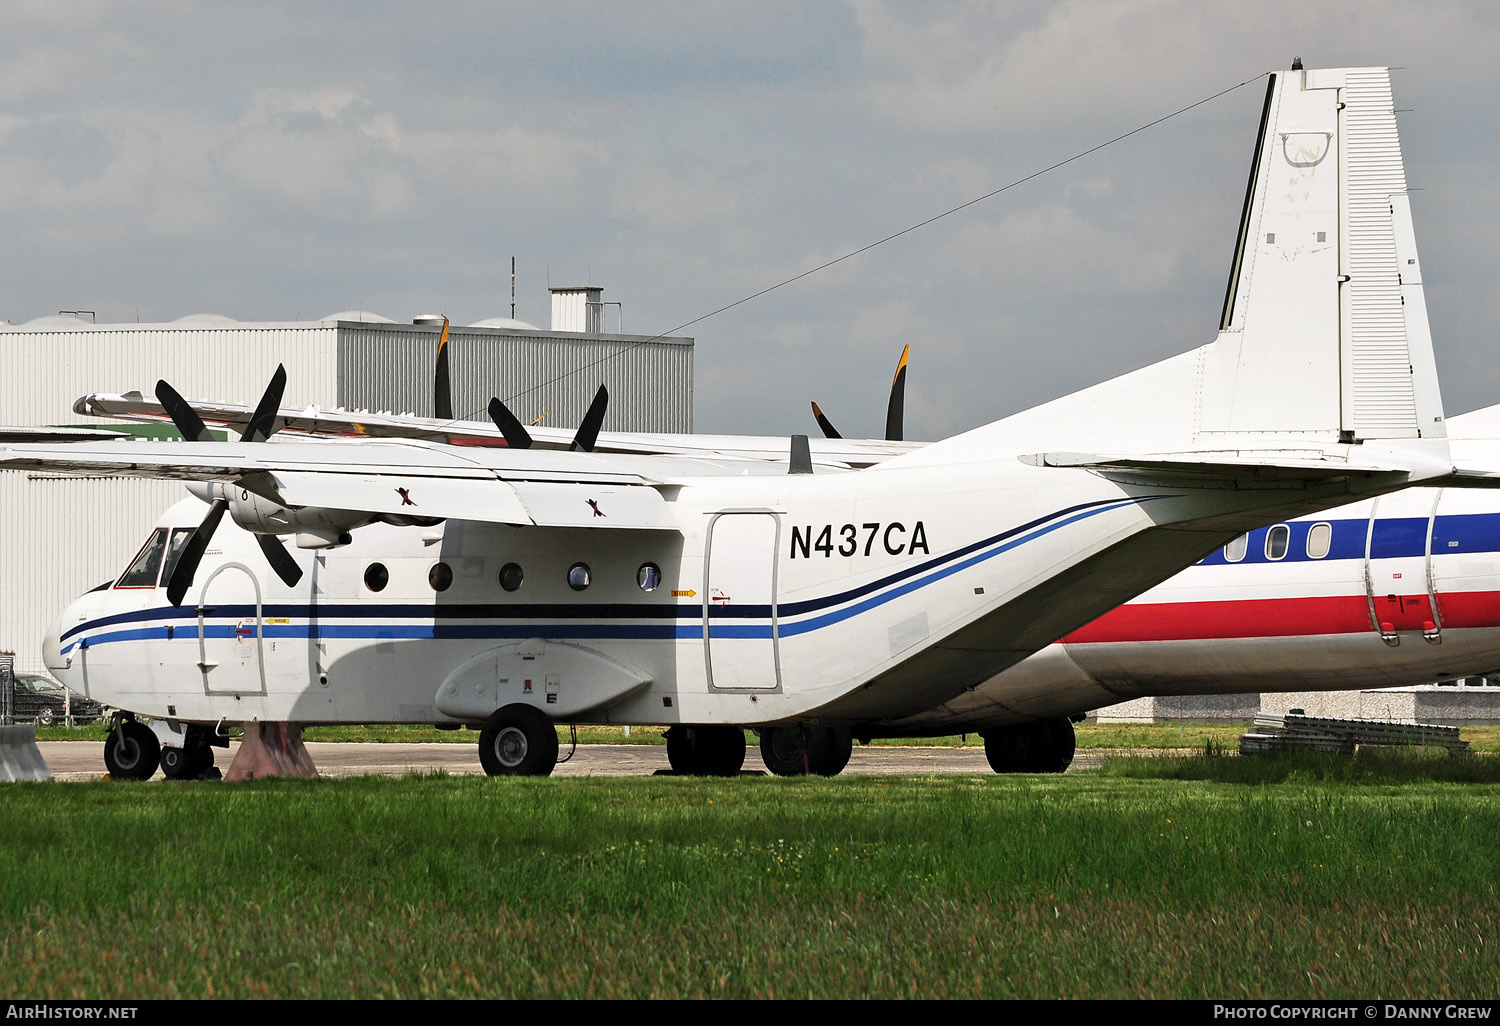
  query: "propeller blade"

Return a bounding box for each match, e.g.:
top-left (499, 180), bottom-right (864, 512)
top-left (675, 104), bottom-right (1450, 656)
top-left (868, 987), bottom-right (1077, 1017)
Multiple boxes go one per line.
top-left (256, 534), bottom-right (304, 588)
top-left (434, 318), bottom-right (453, 421)
top-left (810, 401), bottom-right (842, 439)
top-left (166, 498), bottom-right (227, 607)
top-left (530, 409), bottom-right (550, 426)
top-left (885, 344), bottom-right (908, 442)
top-left (155, 380), bottom-right (215, 442)
top-left (487, 397), bottom-right (534, 449)
top-left (570, 385), bottom-right (609, 452)
top-left (241, 364), bottom-right (288, 443)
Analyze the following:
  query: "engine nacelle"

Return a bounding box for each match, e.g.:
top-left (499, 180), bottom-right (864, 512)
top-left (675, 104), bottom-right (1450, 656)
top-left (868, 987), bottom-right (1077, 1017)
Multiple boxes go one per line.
top-left (188, 482), bottom-right (372, 547)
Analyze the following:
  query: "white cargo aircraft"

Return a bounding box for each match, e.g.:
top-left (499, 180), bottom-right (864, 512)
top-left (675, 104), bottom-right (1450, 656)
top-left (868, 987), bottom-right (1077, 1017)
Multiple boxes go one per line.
top-left (4, 65), bottom-right (1486, 780)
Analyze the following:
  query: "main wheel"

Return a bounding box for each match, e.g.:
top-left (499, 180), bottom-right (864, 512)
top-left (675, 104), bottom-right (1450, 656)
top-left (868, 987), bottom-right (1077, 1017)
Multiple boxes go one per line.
top-left (104, 720), bottom-right (160, 781)
top-left (982, 722), bottom-right (1054, 774)
top-left (478, 705), bottom-right (559, 777)
top-left (1045, 717), bottom-right (1076, 773)
top-left (666, 726), bottom-right (746, 776)
top-left (760, 726), bottom-right (852, 777)
top-left (160, 746), bottom-right (191, 779)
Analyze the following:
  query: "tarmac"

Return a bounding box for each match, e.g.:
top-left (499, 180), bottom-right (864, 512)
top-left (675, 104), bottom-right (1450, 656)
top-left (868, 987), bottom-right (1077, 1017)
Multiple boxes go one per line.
top-left (33, 740), bottom-right (1117, 781)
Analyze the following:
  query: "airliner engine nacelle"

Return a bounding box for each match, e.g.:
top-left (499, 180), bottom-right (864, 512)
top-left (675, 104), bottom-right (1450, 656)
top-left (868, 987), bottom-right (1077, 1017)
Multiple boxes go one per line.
top-left (187, 481), bottom-right (369, 548)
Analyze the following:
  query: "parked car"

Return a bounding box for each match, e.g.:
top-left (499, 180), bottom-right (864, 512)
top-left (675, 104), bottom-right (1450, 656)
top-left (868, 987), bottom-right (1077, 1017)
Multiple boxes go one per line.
top-left (8, 676), bottom-right (106, 726)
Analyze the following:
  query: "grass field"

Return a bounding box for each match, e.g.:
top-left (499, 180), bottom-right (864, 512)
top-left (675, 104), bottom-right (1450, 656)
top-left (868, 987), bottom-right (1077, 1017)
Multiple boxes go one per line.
top-left (3, 752), bottom-right (1498, 999)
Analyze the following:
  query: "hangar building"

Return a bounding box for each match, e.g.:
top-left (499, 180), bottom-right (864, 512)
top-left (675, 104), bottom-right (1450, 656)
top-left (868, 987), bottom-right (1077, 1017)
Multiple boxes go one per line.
top-left (0, 290), bottom-right (693, 675)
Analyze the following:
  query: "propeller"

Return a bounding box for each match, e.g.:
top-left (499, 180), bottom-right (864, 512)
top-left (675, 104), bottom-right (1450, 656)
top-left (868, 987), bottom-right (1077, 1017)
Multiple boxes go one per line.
top-left (156, 365), bottom-right (304, 606)
top-left (885, 344), bottom-right (908, 443)
top-left (433, 318), bottom-right (453, 421)
top-left (810, 345), bottom-right (909, 442)
top-left (486, 396), bottom-right (533, 449)
top-left (570, 385), bottom-right (609, 452)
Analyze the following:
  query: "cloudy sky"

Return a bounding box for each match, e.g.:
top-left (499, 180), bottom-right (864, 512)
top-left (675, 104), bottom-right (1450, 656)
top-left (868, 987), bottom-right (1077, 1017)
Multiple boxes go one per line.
top-left (2, 1), bottom-right (1497, 438)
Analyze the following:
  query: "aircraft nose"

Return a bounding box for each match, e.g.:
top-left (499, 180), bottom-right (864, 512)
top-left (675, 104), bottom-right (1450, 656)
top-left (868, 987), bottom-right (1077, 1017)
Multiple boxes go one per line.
top-left (42, 609), bottom-right (74, 679)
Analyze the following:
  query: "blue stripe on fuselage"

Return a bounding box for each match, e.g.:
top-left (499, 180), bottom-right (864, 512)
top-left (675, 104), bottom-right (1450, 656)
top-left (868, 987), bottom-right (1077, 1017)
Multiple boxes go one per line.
top-left (60, 495), bottom-right (1164, 654)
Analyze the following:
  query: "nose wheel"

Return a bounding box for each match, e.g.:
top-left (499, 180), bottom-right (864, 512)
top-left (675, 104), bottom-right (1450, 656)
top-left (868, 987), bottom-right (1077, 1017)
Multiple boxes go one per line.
top-left (103, 718), bottom-right (160, 781)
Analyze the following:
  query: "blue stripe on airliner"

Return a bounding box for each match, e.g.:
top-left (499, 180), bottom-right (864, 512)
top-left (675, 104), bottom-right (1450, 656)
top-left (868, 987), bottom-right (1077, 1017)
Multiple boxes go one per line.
top-left (1194, 512), bottom-right (1500, 566)
top-left (61, 494), bottom-right (1164, 654)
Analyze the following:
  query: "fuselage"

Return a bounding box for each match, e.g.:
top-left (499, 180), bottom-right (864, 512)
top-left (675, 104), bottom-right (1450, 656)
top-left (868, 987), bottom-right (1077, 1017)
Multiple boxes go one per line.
top-left (42, 456), bottom-right (1382, 732)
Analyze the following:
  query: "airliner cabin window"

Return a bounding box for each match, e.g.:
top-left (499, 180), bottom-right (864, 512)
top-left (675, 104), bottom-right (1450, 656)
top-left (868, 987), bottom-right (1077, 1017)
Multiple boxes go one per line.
top-left (117, 529), bottom-right (168, 588)
top-left (567, 562), bottom-right (592, 591)
top-left (1223, 534), bottom-right (1248, 563)
top-left (637, 563), bottom-right (662, 592)
top-left (428, 562), bottom-right (453, 592)
top-left (1306, 523), bottom-right (1332, 559)
top-left (1266, 524), bottom-right (1290, 560)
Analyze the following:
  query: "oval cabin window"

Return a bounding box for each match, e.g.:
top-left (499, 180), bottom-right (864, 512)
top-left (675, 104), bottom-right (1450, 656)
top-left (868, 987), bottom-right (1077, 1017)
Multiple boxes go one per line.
top-left (1306, 522), bottom-right (1332, 559)
top-left (1265, 524), bottom-right (1290, 560)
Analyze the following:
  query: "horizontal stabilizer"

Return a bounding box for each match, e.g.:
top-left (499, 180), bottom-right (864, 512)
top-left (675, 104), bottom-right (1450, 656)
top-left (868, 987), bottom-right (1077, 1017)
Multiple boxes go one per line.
top-left (1024, 449), bottom-right (1430, 488)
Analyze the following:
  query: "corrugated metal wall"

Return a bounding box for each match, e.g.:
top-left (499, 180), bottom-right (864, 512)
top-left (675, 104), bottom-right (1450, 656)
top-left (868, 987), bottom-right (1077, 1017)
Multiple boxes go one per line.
top-left (0, 323), bottom-right (341, 674)
top-left (0, 324), bottom-right (341, 425)
top-left (336, 324), bottom-right (694, 432)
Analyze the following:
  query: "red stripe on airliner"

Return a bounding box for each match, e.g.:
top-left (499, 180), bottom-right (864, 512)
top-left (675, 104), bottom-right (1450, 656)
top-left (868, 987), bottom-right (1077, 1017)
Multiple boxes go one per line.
top-left (1060, 590), bottom-right (1500, 644)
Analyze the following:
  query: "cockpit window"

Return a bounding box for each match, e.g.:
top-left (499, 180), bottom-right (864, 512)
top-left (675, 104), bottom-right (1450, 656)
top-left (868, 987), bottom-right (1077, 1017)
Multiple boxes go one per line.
top-left (159, 528), bottom-right (197, 587)
top-left (117, 529), bottom-right (169, 588)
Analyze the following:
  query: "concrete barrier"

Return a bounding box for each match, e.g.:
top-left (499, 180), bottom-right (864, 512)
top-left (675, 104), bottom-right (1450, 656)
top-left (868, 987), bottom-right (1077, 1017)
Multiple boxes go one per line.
top-left (0, 724), bottom-right (51, 781)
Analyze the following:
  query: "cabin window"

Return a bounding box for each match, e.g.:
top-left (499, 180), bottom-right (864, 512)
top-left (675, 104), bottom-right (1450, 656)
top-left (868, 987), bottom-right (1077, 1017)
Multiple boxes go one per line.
top-left (1223, 534), bottom-right (1248, 563)
top-left (364, 563), bottom-right (390, 592)
top-left (499, 562), bottom-right (524, 592)
top-left (428, 562), bottom-right (453, 592)
top-left (637, 563), bottom-right (662, 592)
top-left (1265, 524), bottom-right (1290, 560)
top-left (1306, 522), bottom-right (1332, 559)
top-left (567, 562), bottom-right (592, 591)
top-left (117, 529), bottom-right (169, 588)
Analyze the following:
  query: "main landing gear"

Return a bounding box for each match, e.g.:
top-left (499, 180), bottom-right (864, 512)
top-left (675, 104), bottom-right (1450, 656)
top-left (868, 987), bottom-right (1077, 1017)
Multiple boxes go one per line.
top-left (665, 726), bottom-right (747, 776)
top-left (160, 725), bottom-right (222, 780)
top-left (478, 704), bottom-right (560, 777)
top-left (759, 725), bottom-right (853, 777)
top-left (979, 717), bottom-right (1076, 774)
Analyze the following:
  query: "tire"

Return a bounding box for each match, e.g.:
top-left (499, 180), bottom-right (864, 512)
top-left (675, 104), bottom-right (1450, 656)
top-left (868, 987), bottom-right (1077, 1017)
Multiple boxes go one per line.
top-left (160, 746), bottom-right (187, 779)
top-left (1046, 717), bottom-right (1076, 773)
top-left (983, 722), bottom-right (1054, 774)
top-left (478, 704), bottom-right (559, 777)
top-left (103, 721), bottom-right (160, 781)
top-left (667, 726), bottom-right (746, 776)
top-left (760, 726), bottom-right (850, 777)
top-left (36, 707), bottom-right (56, 727)
top-left (815, 727), bottom-right (853, 776)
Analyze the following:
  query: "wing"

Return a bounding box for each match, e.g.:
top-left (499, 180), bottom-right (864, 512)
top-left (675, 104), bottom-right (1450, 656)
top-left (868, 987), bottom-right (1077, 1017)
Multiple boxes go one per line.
top-left (0, 437), bottom-right (802, 531)
top-left (74, 391), bottom-right (916, 467)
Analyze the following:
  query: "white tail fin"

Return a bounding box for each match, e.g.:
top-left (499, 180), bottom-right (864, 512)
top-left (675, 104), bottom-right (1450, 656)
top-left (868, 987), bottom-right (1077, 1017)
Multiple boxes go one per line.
top-left (891, 66), bottom-right (1446, 468)
top-left (1202, 66), bottom-right (1444, 442)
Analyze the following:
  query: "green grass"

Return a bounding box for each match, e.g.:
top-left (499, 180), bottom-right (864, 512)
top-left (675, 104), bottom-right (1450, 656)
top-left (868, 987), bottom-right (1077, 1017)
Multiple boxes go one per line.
top-left (2, 771), bottom-right (1497, 998)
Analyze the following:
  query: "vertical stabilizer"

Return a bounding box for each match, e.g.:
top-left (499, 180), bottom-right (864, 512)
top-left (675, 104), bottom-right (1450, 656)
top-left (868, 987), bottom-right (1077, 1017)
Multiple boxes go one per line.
top-left (1200, 66), bottom-right (1444, 443)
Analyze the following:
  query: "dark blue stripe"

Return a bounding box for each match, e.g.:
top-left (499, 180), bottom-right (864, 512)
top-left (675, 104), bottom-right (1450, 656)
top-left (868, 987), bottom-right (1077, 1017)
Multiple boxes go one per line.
top-left (61, 495), bottom-right (1164, 653)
